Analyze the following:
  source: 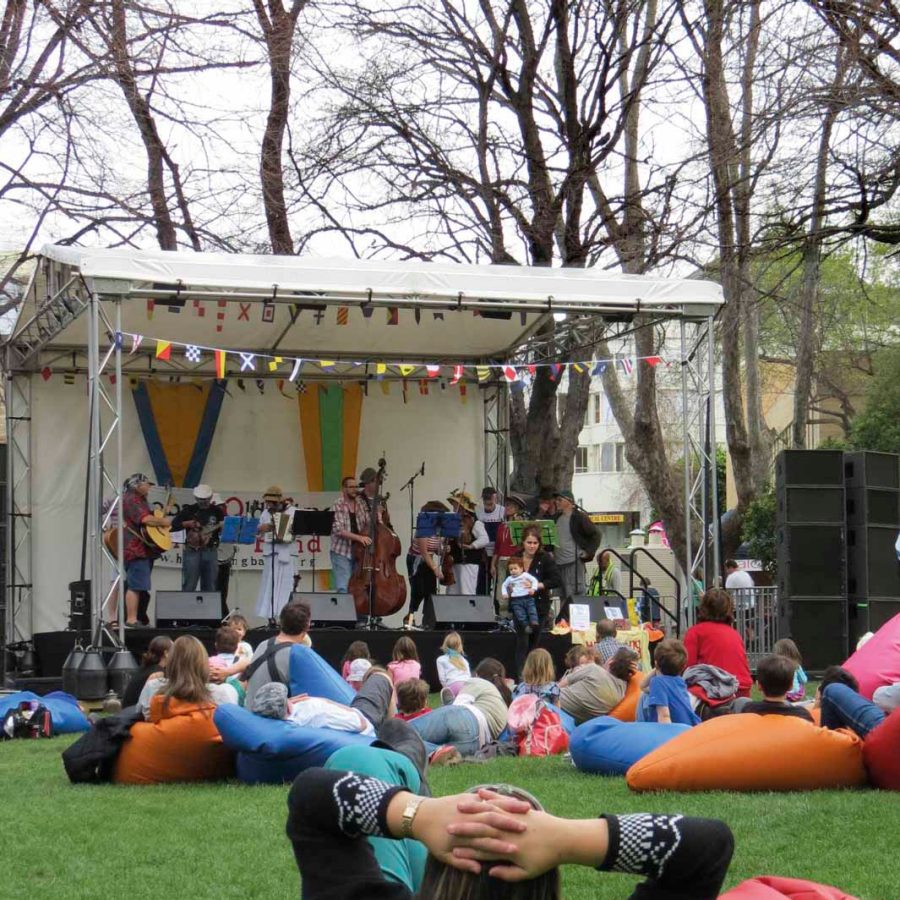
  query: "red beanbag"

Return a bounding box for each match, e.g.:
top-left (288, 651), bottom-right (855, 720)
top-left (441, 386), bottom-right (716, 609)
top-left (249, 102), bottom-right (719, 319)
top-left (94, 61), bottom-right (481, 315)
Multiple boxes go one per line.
top-left (626, 714), bottom-right (866, 792)
top-left (608, 672), bottom-right (642, 722)
top-left (114, 697), bottom-right (234, 785)
top-left (843, 613), bottom-right (900, 699)
top-left (721, 876), bottom-right (859, 899)
top-left (863, 708), bottom-right (900, 790)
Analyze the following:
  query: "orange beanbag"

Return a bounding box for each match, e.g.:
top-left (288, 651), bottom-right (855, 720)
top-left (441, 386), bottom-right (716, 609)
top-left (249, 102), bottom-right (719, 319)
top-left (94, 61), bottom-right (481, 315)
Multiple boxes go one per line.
top-left (863, 708), bottom-right (900, 790)
top-left (114, 696), bottom-right (234, 785)
top-left (626, 714), bottom-right (865, 792)
top-left (721, 876), bottom-right (859, 899)
top-left (608, 672), bottom-right (642, 722)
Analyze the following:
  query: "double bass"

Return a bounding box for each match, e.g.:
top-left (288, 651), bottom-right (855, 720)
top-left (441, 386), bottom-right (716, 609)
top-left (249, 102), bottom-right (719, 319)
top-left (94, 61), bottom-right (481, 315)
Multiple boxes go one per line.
top-left (348, 459), bottom-right (407, 619)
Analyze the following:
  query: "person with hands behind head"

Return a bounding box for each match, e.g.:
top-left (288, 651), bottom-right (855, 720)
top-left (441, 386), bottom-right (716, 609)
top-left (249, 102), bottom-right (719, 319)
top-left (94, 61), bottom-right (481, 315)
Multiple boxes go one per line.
top-left (287, 767), bottom-right (735, 899)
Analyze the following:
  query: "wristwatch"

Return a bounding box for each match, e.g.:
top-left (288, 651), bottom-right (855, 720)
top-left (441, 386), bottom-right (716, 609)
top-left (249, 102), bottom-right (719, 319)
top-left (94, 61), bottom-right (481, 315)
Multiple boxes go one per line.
top-left (400, 795), bottom-right (427, 839)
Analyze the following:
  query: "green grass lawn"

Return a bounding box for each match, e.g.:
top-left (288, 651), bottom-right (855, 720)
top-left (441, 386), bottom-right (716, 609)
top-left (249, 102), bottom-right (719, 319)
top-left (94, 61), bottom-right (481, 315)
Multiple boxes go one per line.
top-left (2, 735), bottom-right (897, 899)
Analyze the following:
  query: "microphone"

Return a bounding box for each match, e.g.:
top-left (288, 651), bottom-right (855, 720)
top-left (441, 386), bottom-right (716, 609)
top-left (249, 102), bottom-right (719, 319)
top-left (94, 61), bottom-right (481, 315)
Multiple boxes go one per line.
top-left (420, 461), bottom-right (425, 477)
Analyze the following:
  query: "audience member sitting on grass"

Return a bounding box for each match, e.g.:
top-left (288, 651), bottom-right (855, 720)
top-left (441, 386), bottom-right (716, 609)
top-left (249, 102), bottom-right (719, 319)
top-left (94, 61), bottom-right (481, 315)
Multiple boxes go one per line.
top-left (436, 631), bottom-right (471, 704)
top-left (637, 638), bottom-right (700, 726)
top-left (341, 640), bottom-right (374, 685)
top-left (137, 635), bottom-right (238, 719)
top-left (208, 616), bottom-right (254, 685)
top-left (558, 645), bottom-right (631, 725)
top-left (410, 658), bottom-right (512, 763)
top-left (772, 638), bottom-right (808, 702)
top-left (735, 655), bottom-right (814, 722)
top-left (209, 625), bottom-right (240, 670)
top-left (287, 768), bottom-right (735, 900)
top-left (396, 679), bottom-right (433, 722)
top-left (242, 601), bottom-right (311, 709)
top-left (251, 682), bottom-right (376, 735)
top-left (122, 635), bottom-right (172, 708)
top-left (683, 588), bottom-right (752, 698)
top-left (594, 619), bottom-right (620, 665)
top-left (812, 665), bottom-right (859, 710)
top-left (512, 648), bottom-right (560, 706)
top-left (389, 636), bottom-right (422, 686)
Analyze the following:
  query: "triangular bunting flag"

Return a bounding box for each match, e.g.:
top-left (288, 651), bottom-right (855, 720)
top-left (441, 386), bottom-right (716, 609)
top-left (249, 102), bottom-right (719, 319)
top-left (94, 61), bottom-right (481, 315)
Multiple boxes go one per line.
top-left (215, 350), bottom-right (227, 379)
top-left (64, 373), bottom-right (74, 385)
top-left (549, 363), bottom-right (562, 381)
top-left (130, 334), bottom-right (143, 354)
top-left (239, 352), bottom-right (255, 372)
top-left (268, 356), bottom-right (283, 373)
top-left (620, 357), bottom-right (634, 375)
top-left (387, 308), bottom-right (399, 325)
top-left (476, 366), bottom-right (490, 382)
top-left (289, 359), bottom-right (302, 382)
top-left (375, 362), bottom-right (387, 377)
top-left (155, 340), bottom-right (172, 361)
top-left (399, 364), bottom-right (416, 377)
top-left (319, 360), bottom-right (335, 369)
top-left (571, 362), bottom-right (585, 374)
top-left (450, 365), bottom-right (463, 385)
top-left (591, 361), bottom-right (608, 377)
top-left (426, 365), bottom-right (440, 378)
top-left (502, 366), bottom-right (518, 383)
top-left (645, 355), bottom-right (662, 367)
top-left (185, 345), bottom-right (201, 363)
top-left (41, 366), bottom-right (52, 381)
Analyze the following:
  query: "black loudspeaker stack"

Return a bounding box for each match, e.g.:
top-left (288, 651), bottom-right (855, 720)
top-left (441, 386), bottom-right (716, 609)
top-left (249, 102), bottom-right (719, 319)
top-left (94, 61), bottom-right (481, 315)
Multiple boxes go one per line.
top-left (843, 451), bottom-right (900, 637)
top-left (423, 594), bottom-right (495, 630)
top-left (776, 449), bottom-right (900, 669)
top-left (775, 450), bottom-right (847, 671)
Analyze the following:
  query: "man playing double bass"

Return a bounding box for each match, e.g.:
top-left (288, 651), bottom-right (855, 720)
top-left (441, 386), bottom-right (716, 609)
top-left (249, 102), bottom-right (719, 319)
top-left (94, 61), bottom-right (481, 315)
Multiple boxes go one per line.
top-left (329, 476), bottom-right (372, 593)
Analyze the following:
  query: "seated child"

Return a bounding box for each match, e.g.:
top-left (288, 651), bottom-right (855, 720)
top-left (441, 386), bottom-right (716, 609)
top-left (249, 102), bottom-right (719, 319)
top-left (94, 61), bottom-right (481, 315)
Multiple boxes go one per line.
top-left (813, 665), bottom-right (859, 710)
top-left (773, 638), bottom-right (808, 702)
top-left (228, 614), bottom-right (254, 663)
top-left (594, 619), bottom-right (620, 665)
top-left (502, 557), bottom-right (540, 633)
top-left (209, 625), bottom-right (240, 670)
top-left (395, 678), bottom-right (432, 721)
top-left (513, 648), bottom-right (560, 705)
top-left (341, 640), bottom-right (373, 685)
top-left (347, 658), bottom-right (373, 691)
top-left (251, 682), bottom-right (375, 736)
top-left (436, 631), bottom-right (471, 702)
top-left (637, 639), bottom-right (700, 726)
top-left (387, 636), bottom-right (422, 686)
top-left (740, 655), bottom-right (814, 722)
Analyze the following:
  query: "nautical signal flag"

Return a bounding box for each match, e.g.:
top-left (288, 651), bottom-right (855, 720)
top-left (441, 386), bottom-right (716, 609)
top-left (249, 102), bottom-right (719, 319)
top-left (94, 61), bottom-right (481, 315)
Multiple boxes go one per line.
top-left (476, 366), bottom-right (490, 382)
top-left (549, 363), bottom-right (562, 381)
top-left (376, 362), bottom-right (387, 376)
top-left (215, 350), bottom-right (227, 379)
top-left (387, 308), bottom-right (399, 325)
top-left (399, 364), bottom-right (416, 377)
top-left (502, 366), bottom-right (518, 383)
top-left (450, 365), bottom-right (463, 384)
top-left (646, 355), bottom-right (662, 367)
top-left (426, 365), bottom-right (440, 378)
top-left (155, 340), bottom-right (172, 361)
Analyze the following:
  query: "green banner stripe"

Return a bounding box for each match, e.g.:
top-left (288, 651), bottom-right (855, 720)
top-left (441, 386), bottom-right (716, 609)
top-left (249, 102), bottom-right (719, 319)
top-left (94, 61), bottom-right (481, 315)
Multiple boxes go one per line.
top-left (318, 385), bottom-right (344, 491)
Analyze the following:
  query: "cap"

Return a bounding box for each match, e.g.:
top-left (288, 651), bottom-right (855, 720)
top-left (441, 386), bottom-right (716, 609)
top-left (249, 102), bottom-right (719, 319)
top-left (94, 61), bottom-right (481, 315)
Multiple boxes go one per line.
top-left (124, 473), bottom-right (154, 491)
top-left (505, 492), bottom-right (529, 510)
top-left (359, 467), bottom-right (378, 486)
top-left (249, 682), bottom-right (288, 719)
top-left (193, 484), bottom-right (213, 500)
top-left (554, 489), bottom-right (576, 504)
top-left (263, 485), bottom-right (283, 500)
top-left (348, 658), bottom-right (373, 682)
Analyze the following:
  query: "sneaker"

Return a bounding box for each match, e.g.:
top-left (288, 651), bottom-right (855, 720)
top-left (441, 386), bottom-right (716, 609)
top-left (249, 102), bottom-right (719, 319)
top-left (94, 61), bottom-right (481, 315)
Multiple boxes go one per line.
top-left (429, 745), bottom-right (462, 767)
top-left (440, 687), bottom-right (454, 706)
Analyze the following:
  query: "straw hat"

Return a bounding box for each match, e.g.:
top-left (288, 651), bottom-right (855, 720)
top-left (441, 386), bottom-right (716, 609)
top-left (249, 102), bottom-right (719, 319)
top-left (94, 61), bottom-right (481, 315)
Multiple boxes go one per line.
top-left (447, 490), bottom-right (476, 514)
top-left (263, 485), bottom-right (284, 500)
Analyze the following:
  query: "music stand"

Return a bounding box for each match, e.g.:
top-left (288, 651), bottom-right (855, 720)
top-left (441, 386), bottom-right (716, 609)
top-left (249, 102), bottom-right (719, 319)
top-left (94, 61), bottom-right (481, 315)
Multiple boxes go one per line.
top-left (507, 519), bottom-right (558, 549)
top-left (293, 509), bottom-right (334, 590)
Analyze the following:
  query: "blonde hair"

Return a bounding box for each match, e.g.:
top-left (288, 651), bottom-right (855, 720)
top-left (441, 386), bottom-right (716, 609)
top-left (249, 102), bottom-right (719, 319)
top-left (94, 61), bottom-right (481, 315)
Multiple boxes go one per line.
top-left (521, 648), bottom-right (555, 686)
top-left (162, 635), bottom-right (211, 713)
top-left (441, 631), bottom-right (468, 670)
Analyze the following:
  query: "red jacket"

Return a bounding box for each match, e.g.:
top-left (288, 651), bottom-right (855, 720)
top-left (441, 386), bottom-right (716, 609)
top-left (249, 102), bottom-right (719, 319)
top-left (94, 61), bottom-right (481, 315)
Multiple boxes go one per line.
top-left (684, 621), bottom-right (752, 697)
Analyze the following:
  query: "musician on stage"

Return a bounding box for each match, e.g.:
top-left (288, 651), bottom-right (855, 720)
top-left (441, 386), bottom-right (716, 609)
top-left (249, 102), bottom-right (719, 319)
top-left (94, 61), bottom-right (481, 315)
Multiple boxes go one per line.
top-left (116, 473), bottom-right (172, 629)
top-left (330, 475), bottom-right (372, 592)
top-left (447, 491), bottom-right (489, 595)
top-left (171, 483), bottom-right (225, 592)
top-left (255, 485), bottom-right (298, 621)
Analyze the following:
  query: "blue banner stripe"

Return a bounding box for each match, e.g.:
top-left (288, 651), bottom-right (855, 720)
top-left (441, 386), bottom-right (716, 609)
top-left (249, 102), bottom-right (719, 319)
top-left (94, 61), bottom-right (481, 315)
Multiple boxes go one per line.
top-left (184, 379), bottom-right (227, 488)
top-left (132, 382), bottom-right (173, 486)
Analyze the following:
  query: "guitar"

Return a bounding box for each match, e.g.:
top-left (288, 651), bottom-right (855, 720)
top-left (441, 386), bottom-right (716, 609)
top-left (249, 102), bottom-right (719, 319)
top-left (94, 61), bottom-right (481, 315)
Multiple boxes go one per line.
top-left (184, 520), bottom-right (224, 550)
top-left (142, 489), bottom-right (175, 552)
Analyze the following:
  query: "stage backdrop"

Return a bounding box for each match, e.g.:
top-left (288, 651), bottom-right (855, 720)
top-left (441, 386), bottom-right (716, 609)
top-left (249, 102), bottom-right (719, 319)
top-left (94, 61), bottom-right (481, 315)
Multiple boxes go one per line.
top-left (29, 375), bottom-right (484, 632)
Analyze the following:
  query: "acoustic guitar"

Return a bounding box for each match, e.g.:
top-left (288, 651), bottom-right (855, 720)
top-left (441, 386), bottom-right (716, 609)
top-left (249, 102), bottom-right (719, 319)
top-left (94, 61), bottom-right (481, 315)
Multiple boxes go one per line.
top-left (142, 489), bottom-right (175, 552)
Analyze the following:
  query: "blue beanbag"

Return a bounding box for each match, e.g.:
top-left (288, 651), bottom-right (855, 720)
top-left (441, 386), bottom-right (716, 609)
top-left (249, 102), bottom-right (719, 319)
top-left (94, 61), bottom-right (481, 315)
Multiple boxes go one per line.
top-left (289, 645), bottom-right (355, 703)
top-left (570, 716), bottom-right (689, 776)
top-left (214, 703), bottom-right (374, 785)
top-left (0, 690), bottom-right (89, 735)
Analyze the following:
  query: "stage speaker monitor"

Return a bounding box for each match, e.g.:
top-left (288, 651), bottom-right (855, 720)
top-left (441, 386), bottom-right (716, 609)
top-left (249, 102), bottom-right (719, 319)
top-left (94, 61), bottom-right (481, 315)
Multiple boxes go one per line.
top-left (776, 524), bottom-right (845, 598)
top-left (844, 450), bottom-right (900, 490)
top-left (846, 488), bottom-right (900, 528)
top-left (846, 524), bottom-right (900, 599)
top-left (67, 579), bottom-right (91, 631)
top-left (423, 594), bottom-right (495, 630)
top-left (295, 592), bottom-right (358, 628)
top-left (775, 449), bottom-right (844, 487)
top-left (778, 597), bottom-right (848, 671)
top-left (155, 591), bottom-right (223, 628)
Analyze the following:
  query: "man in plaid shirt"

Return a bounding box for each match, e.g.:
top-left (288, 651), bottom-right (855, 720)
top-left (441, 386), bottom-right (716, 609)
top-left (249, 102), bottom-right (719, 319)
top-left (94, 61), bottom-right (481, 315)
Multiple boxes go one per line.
top-left (330, 476), bottom-right (372, 592)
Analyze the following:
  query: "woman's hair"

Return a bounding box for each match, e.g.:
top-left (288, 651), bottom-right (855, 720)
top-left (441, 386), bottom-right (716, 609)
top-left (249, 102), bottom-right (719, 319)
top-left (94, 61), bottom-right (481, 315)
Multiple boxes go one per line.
top-left (342, 640), bottom-right (372, 665)
top-left (819, 665), bottom-right (859, 693)
top-left (474, 657), bottom-right (512, 706)
top-left (161, 636), bottom-right (211, 712)
top-left (520, 524), bottom-right (543, 550)
top-left (392, 636), bottom-right (419, 663)
top-left (441, 631), bottom-right (468, 670)
top-left (521, 648), bottom-right (555, 686)
top-left (697, 588), bottom-right (734, 625)
top-left (772, 638), bottom-right (802, 665)
top-left (141, 635), bottom-right (173, 668)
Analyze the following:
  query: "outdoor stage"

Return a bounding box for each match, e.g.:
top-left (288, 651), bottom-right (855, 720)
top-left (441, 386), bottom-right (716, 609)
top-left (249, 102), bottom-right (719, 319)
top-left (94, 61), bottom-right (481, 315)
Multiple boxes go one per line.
top-left (32, 627), bottom-right (573, 693)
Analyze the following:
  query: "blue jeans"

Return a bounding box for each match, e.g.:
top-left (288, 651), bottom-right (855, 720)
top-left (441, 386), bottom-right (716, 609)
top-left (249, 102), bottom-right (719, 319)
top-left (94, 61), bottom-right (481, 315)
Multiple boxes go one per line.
top-left (182, 547), bottom-right (218, 591)
top-left (820, 683), bottom-right (886, 738)
top-left (330, 551), bottom-right (353, 593)
top-left (510, 595), bottom-right (539, 626)
top-left (410, 704), bottom-right (480, 757)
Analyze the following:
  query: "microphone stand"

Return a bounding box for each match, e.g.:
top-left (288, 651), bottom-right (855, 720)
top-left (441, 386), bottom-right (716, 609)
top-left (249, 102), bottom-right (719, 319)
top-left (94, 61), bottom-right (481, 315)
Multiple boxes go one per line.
top-left (399, 462), bottom-right (425, 542)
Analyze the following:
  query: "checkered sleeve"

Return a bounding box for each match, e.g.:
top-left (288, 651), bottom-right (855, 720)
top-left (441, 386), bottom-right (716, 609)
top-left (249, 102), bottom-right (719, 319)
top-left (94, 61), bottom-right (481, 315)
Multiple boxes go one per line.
top-left (330, 499), bottom-right (352, 558)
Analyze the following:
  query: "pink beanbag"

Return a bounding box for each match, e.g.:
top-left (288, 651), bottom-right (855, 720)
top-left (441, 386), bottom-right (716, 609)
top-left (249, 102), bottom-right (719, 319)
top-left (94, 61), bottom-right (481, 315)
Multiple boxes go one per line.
top-left (843, 613), bottom-right (900, 699)
top-left (721, 876), bottom-right (859, 899)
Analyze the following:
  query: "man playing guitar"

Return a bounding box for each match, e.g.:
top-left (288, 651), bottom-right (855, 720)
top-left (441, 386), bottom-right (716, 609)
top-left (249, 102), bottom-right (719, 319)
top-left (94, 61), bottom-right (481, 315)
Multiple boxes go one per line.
top-left (118, 473), bottom-right (172, 628)
top-left (171, 483), bottom-right (224, 592)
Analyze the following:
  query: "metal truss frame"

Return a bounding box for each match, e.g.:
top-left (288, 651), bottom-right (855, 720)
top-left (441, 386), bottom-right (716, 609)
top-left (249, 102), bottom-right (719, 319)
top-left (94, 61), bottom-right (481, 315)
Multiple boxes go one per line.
top-left (483, 385), bottom-right (510, 493)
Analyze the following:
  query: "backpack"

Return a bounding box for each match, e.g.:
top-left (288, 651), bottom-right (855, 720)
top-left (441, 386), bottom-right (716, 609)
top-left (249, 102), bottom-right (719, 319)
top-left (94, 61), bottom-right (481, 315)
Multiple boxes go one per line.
top-left (1, 701), bottom-right (53, 740)
top-left (517, 703), bottom-right (569, 757)
top-left (507, 693), bottom-right (541, 735)
top-left (61, 707), bottom-right (144, 783)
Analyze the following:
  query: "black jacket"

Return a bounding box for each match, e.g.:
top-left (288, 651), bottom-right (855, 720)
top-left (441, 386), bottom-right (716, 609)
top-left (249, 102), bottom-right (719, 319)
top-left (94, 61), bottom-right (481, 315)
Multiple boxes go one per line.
top-left (62, 706), bottom-right (144, 783)
top-left (557, 508), bottom-right (601, 561)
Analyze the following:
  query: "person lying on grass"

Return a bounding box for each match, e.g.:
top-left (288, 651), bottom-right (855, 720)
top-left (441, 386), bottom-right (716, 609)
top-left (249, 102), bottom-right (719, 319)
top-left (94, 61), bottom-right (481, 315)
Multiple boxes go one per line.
top-left (636, 639), bottom-right (700, 726)
top-left (287, 766), bottom-right (735, 900)
top-left (251, 681), bottom-right (375, 736)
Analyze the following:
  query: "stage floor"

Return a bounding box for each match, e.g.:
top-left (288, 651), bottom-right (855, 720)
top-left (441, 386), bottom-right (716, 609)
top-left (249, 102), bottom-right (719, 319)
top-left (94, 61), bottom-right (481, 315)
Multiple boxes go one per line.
top-left (33, 626), bottom-right (573, 691)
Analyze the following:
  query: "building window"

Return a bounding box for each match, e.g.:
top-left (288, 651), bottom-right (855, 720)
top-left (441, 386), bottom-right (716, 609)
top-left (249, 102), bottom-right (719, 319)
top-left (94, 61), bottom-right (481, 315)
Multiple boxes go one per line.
top-left (616, 443), bottom-right (625, 472)
top-left (592, 394), bottom-right (601, 423)
top-left (575, 446), bottom-right (589, 474)
top-left (600, 442), bottom-right (626, 472)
